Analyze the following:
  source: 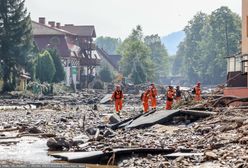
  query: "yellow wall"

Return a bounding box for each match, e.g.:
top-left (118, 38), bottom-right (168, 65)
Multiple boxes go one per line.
top-left (242, 0), bottom-right (248, 54)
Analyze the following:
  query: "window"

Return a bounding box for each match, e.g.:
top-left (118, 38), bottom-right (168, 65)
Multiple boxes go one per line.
top-left (227, 57), bottom-right (235, 72)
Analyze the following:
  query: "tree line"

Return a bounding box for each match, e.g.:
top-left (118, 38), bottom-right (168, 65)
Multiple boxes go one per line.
top-left (172, 6), bottom-right (241, 85)
top-left (97, 26), bottom-right (169, 84)
top-left (97, 6), bottom-right (241, 86)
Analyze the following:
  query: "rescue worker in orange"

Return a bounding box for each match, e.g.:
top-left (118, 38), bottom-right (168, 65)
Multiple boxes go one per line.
top-left (175, 86), bottom-right (182, 103)
top-left (194, 82), bottom-right (201, 101)
top-left (166, 86), bottom-right (175, 110)
top-left (142, 89), bottom-right (150, 113)
top-left (111, 85), bottom-right (124, 115)
top-left (149, 83), bottom-right (158, 110)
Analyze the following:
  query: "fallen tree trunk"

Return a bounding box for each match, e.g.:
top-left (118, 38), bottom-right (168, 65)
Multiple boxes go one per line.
top-left (211, 96), bottom-right (238, 107)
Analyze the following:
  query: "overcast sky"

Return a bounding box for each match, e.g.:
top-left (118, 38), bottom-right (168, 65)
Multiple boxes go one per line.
top-left (25, 0), bottom-right (241, 39)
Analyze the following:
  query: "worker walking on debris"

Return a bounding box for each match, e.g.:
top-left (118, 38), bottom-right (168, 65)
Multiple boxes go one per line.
top-left (111, 85), bottom-right (124, 115)
top-left (166, 86), bottom-right (175, 110)
top-left (194, 82), bottom-right (202, 101)
top-left (175, 86), bottom-right (182, 103)
top-left (141, 89), bottom-right (150, 113)
top-left (149, 83), bottom-right (157, 110)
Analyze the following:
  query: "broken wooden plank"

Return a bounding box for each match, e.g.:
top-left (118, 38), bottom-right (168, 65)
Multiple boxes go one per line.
top-left (0, 127), bottom-right (19, 133)
top-left (51, 148), bottom-right (175, 164)
top-left (0, 139), bottom-right (20, 144)
top-left (165, 152), bottom-right (204, 158)
top-left (180, 110), bottom-right (217, 117)
top-left (0, 136), bottom-right (20, 140)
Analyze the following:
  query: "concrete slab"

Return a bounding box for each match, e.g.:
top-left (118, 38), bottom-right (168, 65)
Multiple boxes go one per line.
top-left (126, 110), bottom-right (180, 129)
top-left (51, 148), bottom-right (175, 163)
top-left (100, 94), bottom-right (112, 104)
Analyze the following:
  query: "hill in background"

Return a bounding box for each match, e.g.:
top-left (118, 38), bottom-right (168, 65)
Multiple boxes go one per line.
top-left (161, 31), bottom-right (185, 56)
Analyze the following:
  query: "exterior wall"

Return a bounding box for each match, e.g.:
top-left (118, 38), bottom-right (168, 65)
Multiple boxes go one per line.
top-left (227, 71), bottom-right (247, 87)
top-left (33, 35), bottom-right (70, 57)
top-left (224, 87), bottom-right (248, 98)
top-left (243, 0), bottom-right (248, 87)
top-left (242, 0), bottom-right (248, 54)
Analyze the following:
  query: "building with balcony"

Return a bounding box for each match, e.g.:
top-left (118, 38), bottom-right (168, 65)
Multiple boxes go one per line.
top-left (32, 17), bottom-right (100, 88)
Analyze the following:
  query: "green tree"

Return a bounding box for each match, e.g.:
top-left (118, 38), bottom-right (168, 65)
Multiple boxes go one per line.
top-left (25, 42), bottom-right (39, 80)
top-left (174, 7), bottom-right (241, 85)
top-left (118, 25), bottom-right (154, 84)
top-left (172, 42), bottom-right (186, 76)
top-left (183, 12), bottom-right (208, 83)
top-left (47, 49), bottom-right (65, 83)
top-left (205, 6), bottom-right (241, 84)
top-left (96, 36), bottom-right (121, 54)
top-left (144, 34), bottom-right (169, 80)
top-left (0, 0), bottom-right (33, 92)
top-left (99, 65), bottom-right (113, 83)
top-left (35, 50), bottom-right (56, 83)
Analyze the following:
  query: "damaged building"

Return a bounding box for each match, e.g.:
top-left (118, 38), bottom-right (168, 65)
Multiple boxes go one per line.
top-left (32, 17), bottom-right (101, 89)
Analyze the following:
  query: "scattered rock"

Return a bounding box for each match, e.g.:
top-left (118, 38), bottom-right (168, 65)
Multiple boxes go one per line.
top-left (60, 118), bottom-right (67, 122)
top-left (103, 128), bottom-right (115, 138)
top-left (108, 114), bottom-right (121, 124)
top-left (86, 127), bottom-right (97, 135)
top-left (47, 137), bottom-right (72, 150)
top-left (205, 151), bottom-right (218, 160)
top-left (28, 126), bottom-right (42, 134)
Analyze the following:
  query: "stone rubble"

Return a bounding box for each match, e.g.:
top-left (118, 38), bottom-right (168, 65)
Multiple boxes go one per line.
top-left (0, 90), bottom-right (247, 167)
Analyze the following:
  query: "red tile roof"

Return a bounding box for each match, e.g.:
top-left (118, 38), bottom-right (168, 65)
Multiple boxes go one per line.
top-left (61, 25), bottom-right (96, 37)
top-left (32, 21), bottom-right (75, 36)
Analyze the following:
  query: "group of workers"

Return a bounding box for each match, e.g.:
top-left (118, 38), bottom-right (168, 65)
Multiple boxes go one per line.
top-left (111, 82), bottom-right (202, 115)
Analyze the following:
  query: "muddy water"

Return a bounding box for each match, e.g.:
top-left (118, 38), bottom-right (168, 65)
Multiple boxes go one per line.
top-left (0, 136), bottom-right (53, 163)
top-left (0, 136), bottom-right (118, 167)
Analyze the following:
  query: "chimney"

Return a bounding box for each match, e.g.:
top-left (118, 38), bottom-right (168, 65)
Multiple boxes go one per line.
top-left (48, 21), bottom-right (55, 28)
top-left (39, 17), bottom-right (45, 24)
top-left (56, 22), bottom-right (61, 29)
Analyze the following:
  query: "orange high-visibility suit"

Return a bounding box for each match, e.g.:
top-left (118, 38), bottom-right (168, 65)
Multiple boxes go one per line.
top-left (194, 85), bottom-right (201, 101)
top-left (166, 89), bottom-right (174, 110)
top-left (142, 90), bottom-right (150, 113)
top-left (150, 86), bottom-right (157, 109)
top-left (112, 90), bottom-right (124, 113)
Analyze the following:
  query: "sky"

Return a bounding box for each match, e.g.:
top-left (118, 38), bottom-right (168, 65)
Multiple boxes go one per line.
top-left (25, 0), bottom-right (241, 39)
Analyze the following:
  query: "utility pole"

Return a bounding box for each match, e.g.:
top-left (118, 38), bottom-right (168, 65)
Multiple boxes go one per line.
top-left (224, 12), bottom-right (230, 57)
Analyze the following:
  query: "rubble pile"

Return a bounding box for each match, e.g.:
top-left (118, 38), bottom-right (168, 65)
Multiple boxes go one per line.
top-left (0, 89), bottom-right (247, 167)
top-left (115, 108), bottom-right (248, 167)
